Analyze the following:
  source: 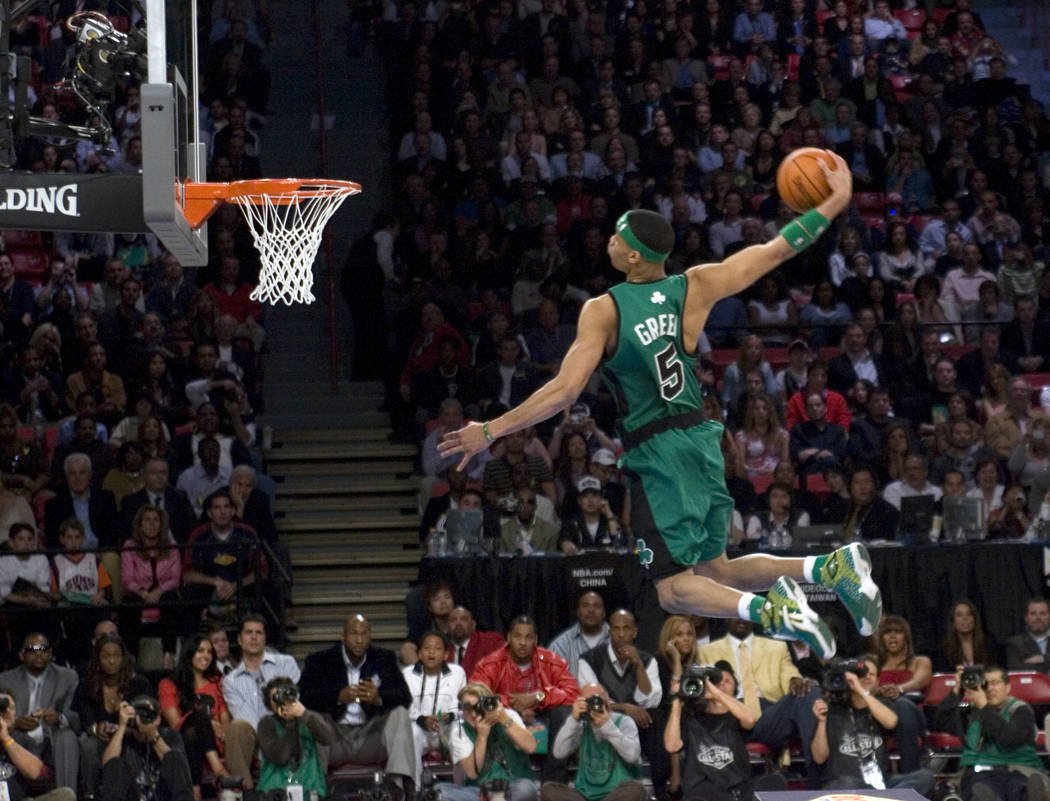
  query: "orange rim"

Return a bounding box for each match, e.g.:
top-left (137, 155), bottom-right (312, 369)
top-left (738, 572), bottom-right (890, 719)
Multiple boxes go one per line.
top-left (181, 179), bottom-right (361, 229)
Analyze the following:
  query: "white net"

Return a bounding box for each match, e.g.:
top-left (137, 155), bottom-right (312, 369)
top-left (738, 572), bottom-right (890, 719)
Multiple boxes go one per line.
top-left (230, 182), bottom-right (361, 305)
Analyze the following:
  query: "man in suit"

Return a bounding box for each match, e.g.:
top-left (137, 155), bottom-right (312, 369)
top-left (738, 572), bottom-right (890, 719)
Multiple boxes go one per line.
top-left (957, 327), bottom-right (1018, 397)
top-left (1005, 597), bottom-right (1050, 673)
top-left (299, 614), bottom-right (417, 794)
top-left (44, 452), bottom-right (121, 599)
top-left (120, 457), bottom-right (196, 543)
top-left (0, 632), bottom-right (80, 791)
top-left (835, 122), bottom-right (886, 191)
top-left (1001, 296), bottom-right (1050, 374)
top-left (827, 324), bottom-right (890, 394)
top-left (446, 606), bottom-right (504, 679)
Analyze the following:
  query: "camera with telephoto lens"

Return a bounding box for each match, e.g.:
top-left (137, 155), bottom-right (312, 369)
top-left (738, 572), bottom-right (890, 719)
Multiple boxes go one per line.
top-left (960, 666), bottom-right (987, 691)
top-left (581, 694), bottom-right (605, 721)
top-left (822, 659), bottom-right (869, 706)
top-left (676, 664), bottom-right (723, 707)
top-left (461, 695), bottom-right (500, 715)
top-left (271, 684), bottom-right (299, 708)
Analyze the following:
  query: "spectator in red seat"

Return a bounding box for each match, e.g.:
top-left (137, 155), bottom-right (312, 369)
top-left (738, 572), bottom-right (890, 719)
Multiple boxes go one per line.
top-left (874, 615), bottom-right (932, 699)
top-left (157, 635), bottom-right (231, 796)
top-left (446, 606), bottom-right (504, 678)
top-left (790, 392), bottom-right (848, 476)
top-left (203, 256), bottom-right (264, 348)
top-left (938, 598), bottom-right (999, 672)
top-left (785, 362), bottom-right (851, 431)
top-left (1004, 596), bottom-right (1050, 673)
top-left (471, 615), bottom-right (580, 782)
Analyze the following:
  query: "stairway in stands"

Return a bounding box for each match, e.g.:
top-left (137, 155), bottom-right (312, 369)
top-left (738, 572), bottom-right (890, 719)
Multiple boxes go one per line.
top-left (264, 381), bottom-right (422, 661)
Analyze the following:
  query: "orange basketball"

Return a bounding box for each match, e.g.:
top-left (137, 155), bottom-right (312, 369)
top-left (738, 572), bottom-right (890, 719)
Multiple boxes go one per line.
top-left (776, 147), bottom-right (839, 213)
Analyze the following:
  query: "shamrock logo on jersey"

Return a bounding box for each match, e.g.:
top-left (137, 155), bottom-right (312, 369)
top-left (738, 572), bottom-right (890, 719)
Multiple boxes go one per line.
top-left (636, 539), bottom-right (654, 567)
top-left (650, 291), bottom-right (666, 304)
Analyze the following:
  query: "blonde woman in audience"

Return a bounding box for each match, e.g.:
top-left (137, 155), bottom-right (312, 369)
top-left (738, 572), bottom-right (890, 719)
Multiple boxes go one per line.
top-left (980, 363), bottom-right (1012, 423)
top-left (735, 394), bottom-right (789, 477)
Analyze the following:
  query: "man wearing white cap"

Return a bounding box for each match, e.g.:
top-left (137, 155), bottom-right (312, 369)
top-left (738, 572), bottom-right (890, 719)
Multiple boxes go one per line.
top-left (559, 476), bottom-right (624, 553)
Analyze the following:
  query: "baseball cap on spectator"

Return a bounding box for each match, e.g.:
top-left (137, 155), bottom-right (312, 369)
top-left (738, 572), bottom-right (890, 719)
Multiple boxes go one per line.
top-left (590, 448), bottom-right (617, 466)
top-left (788, 339), bottom-right (809, 352)
top-left (577, 476), bottom-right (602, 494)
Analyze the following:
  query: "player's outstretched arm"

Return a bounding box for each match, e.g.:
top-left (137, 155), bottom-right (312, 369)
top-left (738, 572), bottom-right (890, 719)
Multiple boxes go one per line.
top-left (686, 151), bottom-right (853, 304)
top-left (438, 296), bottom-right (616, 470)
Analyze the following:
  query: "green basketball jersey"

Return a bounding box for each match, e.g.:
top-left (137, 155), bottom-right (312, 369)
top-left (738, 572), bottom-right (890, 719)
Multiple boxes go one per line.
top-left (603, 274), bottom-right (702, 433)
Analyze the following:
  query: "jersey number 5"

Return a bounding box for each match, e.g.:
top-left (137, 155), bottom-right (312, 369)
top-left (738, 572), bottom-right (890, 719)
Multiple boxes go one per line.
top-left (655, 343), bottom-right (684, 401)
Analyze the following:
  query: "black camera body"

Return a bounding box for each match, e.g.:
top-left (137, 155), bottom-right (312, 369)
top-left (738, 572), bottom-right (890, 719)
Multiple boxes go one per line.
top-left (960, 666), bottom-right (987, 691)
top-left (462, 695), bottom-right (500, 715)
top-left (272, 685), bottom-right (299, 707)
top-left (822, 659), bottom-right (869, 705)
top-left (581, 694), bottom-right (605, 721)
top-left (676, 664), bottom-right (723, 706)
top-left (130, 695), bottom-right (159, 726)
top-left (194, 693), bottom-right (216, 712)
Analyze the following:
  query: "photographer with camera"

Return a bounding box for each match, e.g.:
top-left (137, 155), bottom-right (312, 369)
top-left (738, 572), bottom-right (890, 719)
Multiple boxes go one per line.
top-left (437, 682), bottom-right (539, 801)
top-left (664, 662), bottom-right (781, 801)
top-left (256, 676), bottom-right (337, 799)
top-left (934, 665), bottom-right (1050, 801)
top-left (540, 682), bottom-right (647, 801)
top-left (811, 655), bottom-right (935, 795)
top-left (97, 696), bottom-right (194, 801)
top-left (0, 684), bottom-right (76, 801)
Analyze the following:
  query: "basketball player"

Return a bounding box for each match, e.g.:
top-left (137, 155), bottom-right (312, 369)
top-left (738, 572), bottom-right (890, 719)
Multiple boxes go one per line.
top-left (438, 151), bottom-right (877, 657)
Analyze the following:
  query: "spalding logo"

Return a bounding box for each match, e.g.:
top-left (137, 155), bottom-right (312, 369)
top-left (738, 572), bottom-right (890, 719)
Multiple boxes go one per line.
top-left (0, 185), bottom-right (79, 217)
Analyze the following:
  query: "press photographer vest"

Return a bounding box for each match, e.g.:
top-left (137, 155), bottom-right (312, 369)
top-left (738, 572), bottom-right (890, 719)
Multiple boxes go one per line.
top-left (580, 646), bottom-right (653, 703)
top-left (824, 701), bottom-right (891, 783)
top-left (573, 715), bottom-right (643, 801)
top-left (681, 710), bottom-right (751, 798)
top-left (962, 698), bottom-right (1043, 769)
top-left (257, 718), bottom-right (326, 795)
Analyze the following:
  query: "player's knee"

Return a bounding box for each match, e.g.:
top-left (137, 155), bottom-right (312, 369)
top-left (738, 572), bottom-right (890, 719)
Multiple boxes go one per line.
top-left (656, 575), bottom-right (689, 614)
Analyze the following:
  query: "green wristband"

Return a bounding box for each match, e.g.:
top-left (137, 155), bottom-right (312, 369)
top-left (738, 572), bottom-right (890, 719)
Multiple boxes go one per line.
top-left (482, 422), bottom-right (495, 443)
top-left (780, 209), bottom-right (831, 253)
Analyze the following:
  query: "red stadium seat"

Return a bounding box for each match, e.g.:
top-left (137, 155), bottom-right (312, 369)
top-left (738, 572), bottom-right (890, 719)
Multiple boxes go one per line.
top-left (943, 344), bottom-right (975, 360)
top-left (750, 474), bottom-right (775, 496)
top-left (817, 346), bottom-right (840, 363)
top-left (860, 213), bottom-right (886, 232)
top-left (1008, 672), bottom-right (1050, 707)
top-left (816, 9), bottom-right (835, 31)
top-left (906, 28), bottom-right (920, 40)
top-left (933, 7), bottom-right (950, 24)
top-left (708, 55), bottom-right (732, 81)
top-left (9, 249), bottom-right (48, 279)
top-left (907, 214), bottom-right (935, 232)
top-left (853, 192), bottom-right (886, 212)
top-left (710, 348), bottom-right (737, 380)
top-left (1022, 373), bottom-right (1050, 389)
top-left (2, 230), bottom-right (43, 249)
top-left (889, 74), bottom-right (913, 102)
top-left (786, 53), bottom-right (801, 80)
top-left (765, 347), bottom-right (789, 370)
top-left (752, 192), bottom-right (770, 212)
top-left (894, 8), bottom-right (926, 29)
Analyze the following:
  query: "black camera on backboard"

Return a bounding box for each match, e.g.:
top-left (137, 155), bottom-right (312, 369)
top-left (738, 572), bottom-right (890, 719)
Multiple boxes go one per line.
top-left (960, 666), bottom-right (987, 691)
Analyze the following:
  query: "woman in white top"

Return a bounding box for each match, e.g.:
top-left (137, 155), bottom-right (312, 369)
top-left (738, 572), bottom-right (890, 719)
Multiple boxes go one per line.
top-left (828, 225), bottom-right (870, 287)
top-left (877, 221), bottom-right (925, 292)
top-left (747, 273), bottom-right (797, 347)
top-left (966, 457), bottom-right (1005, 523)
top-left (735, 393), bottom-right (789, 477)
top-left (403, 631), bottom-right (467, 769)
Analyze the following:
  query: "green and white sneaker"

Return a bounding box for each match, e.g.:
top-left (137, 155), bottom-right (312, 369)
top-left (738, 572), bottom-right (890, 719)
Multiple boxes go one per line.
top-left (821, 542), bottom-right (882, 636)
top-left (760, 576), bottom-right (837, 658)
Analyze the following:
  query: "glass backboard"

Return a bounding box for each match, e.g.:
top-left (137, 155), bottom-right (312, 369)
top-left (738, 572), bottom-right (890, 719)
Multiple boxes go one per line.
top-left (141, 0), bottom-right (207, 266)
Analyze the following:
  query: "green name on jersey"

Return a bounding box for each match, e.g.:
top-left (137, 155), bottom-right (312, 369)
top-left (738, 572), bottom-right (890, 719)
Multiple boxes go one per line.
top-left (633, 313), bottom-right (679, 346)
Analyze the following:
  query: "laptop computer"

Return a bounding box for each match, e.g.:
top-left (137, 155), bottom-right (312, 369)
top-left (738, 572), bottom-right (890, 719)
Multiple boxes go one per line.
top-left (942, 496), bottom-right (985, 541)
top-left (444, 509), bottom-right (484, 554)
top-left (793, 525), bottom-right (843, 549)
top-left (900, 495), bottom-right (937, 544)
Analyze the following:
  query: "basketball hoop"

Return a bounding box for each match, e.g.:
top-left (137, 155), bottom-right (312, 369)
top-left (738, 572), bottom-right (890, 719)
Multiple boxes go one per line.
top-left (183, 178), bottom-right (362, 305)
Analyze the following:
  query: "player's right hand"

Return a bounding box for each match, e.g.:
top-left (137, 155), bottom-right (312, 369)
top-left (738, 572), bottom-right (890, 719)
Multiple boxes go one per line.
top-left (438, 421), bottom-right (492, 471)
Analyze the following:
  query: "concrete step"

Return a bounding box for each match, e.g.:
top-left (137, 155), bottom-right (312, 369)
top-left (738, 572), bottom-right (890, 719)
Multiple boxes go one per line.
top-left (283, 530), bottom-right (419, 547)
top-left (276, 495), bottom-right (417, 513)
top-left (278, 514), bottom-right (418, 532)
top-left (286, 638), bottom-right (408, 662)
top-left (291, 622), bottom-right (406, 643)
top-left (288, 547), bottom-right (422, 567)
top-left (270, 460), bottom-right (416, 477)
top-left (292, 583), bottom-right (412, 605)
top-left (294, 564), bottom-right (419, 583)
top-left (267, 442), bottom-right (416, 460)
top-left (275, 427), bottom-right (393, 443)
top-left (294, 602), bottom-right (406, 625)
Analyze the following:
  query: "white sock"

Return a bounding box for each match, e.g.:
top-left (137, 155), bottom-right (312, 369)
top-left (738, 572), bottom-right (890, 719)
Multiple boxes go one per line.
top-left (803, 555), bottom-right (819, 583)
top-left (738, 592), bottom-right (760, 621)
